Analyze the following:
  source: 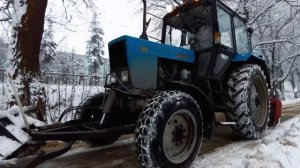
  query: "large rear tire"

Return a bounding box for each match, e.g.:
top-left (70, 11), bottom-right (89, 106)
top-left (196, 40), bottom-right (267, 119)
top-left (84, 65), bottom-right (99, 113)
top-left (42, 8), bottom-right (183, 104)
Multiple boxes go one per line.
top-left (78, 93), bottom-right (120, 146)
top-left (227, 64), bottom-right (269, 139)
top-left (135, 91), bottom-right (203, 168)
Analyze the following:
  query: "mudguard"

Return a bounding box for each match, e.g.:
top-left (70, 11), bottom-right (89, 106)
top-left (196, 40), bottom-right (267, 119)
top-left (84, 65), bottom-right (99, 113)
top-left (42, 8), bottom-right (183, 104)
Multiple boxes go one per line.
top-left (165, 81), bottom-right (214, 138)
top-left (232, 53), bottom-right (271, 87)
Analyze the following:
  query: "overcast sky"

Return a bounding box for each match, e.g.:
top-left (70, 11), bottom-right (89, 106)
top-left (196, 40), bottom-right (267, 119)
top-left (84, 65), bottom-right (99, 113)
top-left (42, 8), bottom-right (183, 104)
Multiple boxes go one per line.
top-left (0, 0), bottom-right (163, 57)
top-left (49, 0), bottom-right (143, 57)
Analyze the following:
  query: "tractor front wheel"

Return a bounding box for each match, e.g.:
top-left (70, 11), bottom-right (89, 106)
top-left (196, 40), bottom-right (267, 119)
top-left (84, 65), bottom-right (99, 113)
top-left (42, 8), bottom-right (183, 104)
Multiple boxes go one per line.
top-left (78, 93), bottom-right (120, 146)
top-left (135, 91), bottom-right (203, 168)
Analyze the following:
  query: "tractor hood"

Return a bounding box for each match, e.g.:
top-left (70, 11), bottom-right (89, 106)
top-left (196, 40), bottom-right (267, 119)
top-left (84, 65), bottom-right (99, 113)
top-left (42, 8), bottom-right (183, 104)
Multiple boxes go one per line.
top-left (108, 36), bottom-right (195, 89)
top-left (109, 36), bottom-right (195, 64)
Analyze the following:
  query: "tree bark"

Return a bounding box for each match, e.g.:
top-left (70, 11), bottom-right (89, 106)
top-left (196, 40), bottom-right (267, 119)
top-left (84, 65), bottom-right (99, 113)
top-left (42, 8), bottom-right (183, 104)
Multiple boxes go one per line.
top-left (10, 0), bottom-right (48, 120)
top-left (290, 72), bottom-right (298, 99)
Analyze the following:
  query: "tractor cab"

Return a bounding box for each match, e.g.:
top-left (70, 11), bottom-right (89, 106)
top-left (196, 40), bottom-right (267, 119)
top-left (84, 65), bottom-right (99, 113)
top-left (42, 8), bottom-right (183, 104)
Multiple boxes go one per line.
top-left (162, 0), bottom-right (252, 79)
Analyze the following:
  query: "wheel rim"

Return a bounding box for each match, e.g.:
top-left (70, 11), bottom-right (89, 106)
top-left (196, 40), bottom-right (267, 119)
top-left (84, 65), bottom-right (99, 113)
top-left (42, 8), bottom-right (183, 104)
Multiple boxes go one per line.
top-left (163, 109), bottom-right (198, 164)
top-left (250, 76), bottom-right (268, 127)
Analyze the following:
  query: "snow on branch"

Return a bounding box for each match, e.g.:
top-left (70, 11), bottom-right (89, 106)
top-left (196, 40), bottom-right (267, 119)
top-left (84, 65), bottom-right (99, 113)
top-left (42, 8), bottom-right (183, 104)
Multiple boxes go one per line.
top-left (249, 1), bottom-right (280, 25)
top-left (278, 56), bottom-right (297, 82)
top-left (283, 0), bottom-right (300, 7)
top-left (0, 0), bottom-right (12, 22)
top-left (279, 52), bottom-right (300, 63)
top-left (253, 39), bottom-right (291, 48)
top-left (148, 1), bottom-right (167, 9)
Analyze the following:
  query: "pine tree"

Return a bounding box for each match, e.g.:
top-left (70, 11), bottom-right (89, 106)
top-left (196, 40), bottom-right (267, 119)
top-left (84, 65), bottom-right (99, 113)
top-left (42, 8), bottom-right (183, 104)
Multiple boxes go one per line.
top-left (40, 20), bottom-right (57, 73)
top-left (86, 13), bottom-right (105, 75)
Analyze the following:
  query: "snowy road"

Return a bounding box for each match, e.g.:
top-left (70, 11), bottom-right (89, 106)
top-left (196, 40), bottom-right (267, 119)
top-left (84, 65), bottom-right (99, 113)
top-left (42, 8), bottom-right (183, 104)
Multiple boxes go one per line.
top-left (32, 103), bottom-right (300, 168)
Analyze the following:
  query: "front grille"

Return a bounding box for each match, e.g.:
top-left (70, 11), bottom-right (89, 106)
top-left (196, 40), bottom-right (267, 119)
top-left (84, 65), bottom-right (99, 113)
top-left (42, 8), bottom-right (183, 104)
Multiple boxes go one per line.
top-left (109, 41), bottom-right (128, 71)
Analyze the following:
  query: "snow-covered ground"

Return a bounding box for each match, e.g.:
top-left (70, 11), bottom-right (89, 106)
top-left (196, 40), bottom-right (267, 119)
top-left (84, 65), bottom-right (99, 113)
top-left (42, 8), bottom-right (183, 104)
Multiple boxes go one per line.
top-left (193, 116), bottom-right (300, 168)
top-left (0, 82), bottom-right (300, 165)
top-left (0, 84), bottom-right (103, 161)
top-left (36, 107), bottom-right (300, 168)
top-left (282, 98), bottom-right (300, 106)
top-left (0, 106), bottom-right (44, 160)
top-left (0, 104), bottom-right (300, 167)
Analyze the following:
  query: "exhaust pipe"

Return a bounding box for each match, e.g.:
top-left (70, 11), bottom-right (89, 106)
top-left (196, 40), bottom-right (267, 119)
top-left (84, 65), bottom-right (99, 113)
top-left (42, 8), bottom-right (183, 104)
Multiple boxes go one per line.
top-left (140, 0), bottom-right (148, 40)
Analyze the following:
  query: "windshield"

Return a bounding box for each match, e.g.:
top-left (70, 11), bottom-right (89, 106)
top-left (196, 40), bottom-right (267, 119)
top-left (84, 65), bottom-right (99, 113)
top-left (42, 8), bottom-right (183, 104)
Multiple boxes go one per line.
top-left (163, 4), bottom-right (214, 50)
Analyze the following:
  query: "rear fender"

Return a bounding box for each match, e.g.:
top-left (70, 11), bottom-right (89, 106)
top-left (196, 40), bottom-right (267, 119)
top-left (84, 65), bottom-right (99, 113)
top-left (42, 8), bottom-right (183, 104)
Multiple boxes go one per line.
top-left (232, 54), bottom-right (271, 87)
top-left (165, 81), bottom-right (214, 138)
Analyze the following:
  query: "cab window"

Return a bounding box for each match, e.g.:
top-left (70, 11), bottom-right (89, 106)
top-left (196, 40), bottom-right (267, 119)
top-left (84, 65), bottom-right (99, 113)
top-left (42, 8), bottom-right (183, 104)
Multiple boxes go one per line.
top-left (165, 26), bottom-right (182, 47)
top-left (217, 7), bottom-right (233, 48)
top-left (234, 17), bottom-right (249, 54)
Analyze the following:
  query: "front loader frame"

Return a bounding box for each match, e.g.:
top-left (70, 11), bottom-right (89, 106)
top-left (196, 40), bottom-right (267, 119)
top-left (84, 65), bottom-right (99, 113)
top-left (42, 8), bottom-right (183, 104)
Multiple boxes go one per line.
top-left (30, 121), bottom-right (134, 141)
top-left (30, 74), bottom-right (138, 142)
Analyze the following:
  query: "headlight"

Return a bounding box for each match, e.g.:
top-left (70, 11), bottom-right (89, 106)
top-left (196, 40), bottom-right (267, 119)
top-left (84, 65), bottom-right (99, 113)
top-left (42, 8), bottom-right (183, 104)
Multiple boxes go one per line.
top-left (121, 70), bottom-right (129, 82)
top-left (111, 72), bottom-right (117, 83)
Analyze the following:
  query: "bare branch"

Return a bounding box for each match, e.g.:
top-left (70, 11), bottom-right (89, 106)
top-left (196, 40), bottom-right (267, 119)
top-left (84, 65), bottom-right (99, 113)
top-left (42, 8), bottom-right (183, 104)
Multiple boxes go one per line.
top-left (253, 39), bottom-right (291, 48)
top-left (279, 56), bottom-right (298, 82)
top-left (279, 52), bottom-right (300, 63)
top-left (249, 1), bottom-right (280, 25)
top-left (283, 0), bottom-right (300, 7)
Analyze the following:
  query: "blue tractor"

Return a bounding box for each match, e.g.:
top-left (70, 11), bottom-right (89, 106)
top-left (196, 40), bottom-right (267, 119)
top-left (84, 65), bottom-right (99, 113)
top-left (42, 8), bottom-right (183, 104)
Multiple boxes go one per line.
top-left (30, 0), bottom-right (275, 167)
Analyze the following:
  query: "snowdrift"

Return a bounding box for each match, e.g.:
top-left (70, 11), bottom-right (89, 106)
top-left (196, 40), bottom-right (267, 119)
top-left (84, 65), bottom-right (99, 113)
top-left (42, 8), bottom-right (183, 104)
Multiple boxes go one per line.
top-left (192, 116), bottom-right (300, 168)
top-left (0, 106), bottom-right (44, 160)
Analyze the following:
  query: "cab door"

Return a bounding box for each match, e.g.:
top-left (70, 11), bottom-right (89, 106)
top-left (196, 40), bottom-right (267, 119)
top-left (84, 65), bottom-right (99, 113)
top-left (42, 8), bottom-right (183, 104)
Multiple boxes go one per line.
top-left (208, 5), bottom-right (235, 79)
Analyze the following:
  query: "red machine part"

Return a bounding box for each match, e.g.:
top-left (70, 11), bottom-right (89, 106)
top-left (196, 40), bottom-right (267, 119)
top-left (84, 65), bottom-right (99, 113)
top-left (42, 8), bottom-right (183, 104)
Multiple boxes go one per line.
top-left (269, 97), bottom-right (282, 127)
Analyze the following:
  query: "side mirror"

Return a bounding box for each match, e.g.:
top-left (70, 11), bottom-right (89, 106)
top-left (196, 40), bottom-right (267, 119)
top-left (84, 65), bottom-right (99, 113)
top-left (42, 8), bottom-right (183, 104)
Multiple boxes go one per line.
top-left (247, 27), bottom-right (254, 34)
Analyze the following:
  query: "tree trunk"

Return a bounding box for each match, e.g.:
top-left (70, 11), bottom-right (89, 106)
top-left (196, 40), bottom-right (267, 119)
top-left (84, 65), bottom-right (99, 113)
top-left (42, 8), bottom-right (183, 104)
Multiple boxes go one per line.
top-left (290, 72), bottom-right (298, 99)
top-left (9, 0), bottom-right (48, 120)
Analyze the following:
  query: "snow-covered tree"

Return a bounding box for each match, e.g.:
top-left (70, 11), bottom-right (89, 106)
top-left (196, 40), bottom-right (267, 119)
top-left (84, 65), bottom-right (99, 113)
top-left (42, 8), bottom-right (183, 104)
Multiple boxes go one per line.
top-left (86, 13), bottom-right (105, 75)
top-left (229, 0), bottom-right (300, 98)
top-left (40, 20), bottom-right (57, 73)
top-left (7, 0), bottom-right (48, 118)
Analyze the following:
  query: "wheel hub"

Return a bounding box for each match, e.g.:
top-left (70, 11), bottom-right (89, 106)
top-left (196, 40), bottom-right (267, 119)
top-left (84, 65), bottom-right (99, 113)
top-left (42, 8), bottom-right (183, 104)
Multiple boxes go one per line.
top-left (163, 109), bottom-right (197, 164)
top-left (172, 124), bottom-right (187, 146)
top-left (250, 76), bottom-right (268, 127)
top-left (255, 95), bottom-right (260, 106)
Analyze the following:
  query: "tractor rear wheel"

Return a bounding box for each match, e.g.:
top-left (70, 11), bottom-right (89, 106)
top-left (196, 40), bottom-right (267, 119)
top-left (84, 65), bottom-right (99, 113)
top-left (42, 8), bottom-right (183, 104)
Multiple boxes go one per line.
top-left (78, 93), bottom-right (120, 146)
top-left (135, 91), bottom-right (203, 168)
top-left (227, 64), bottom-right (269, 139)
